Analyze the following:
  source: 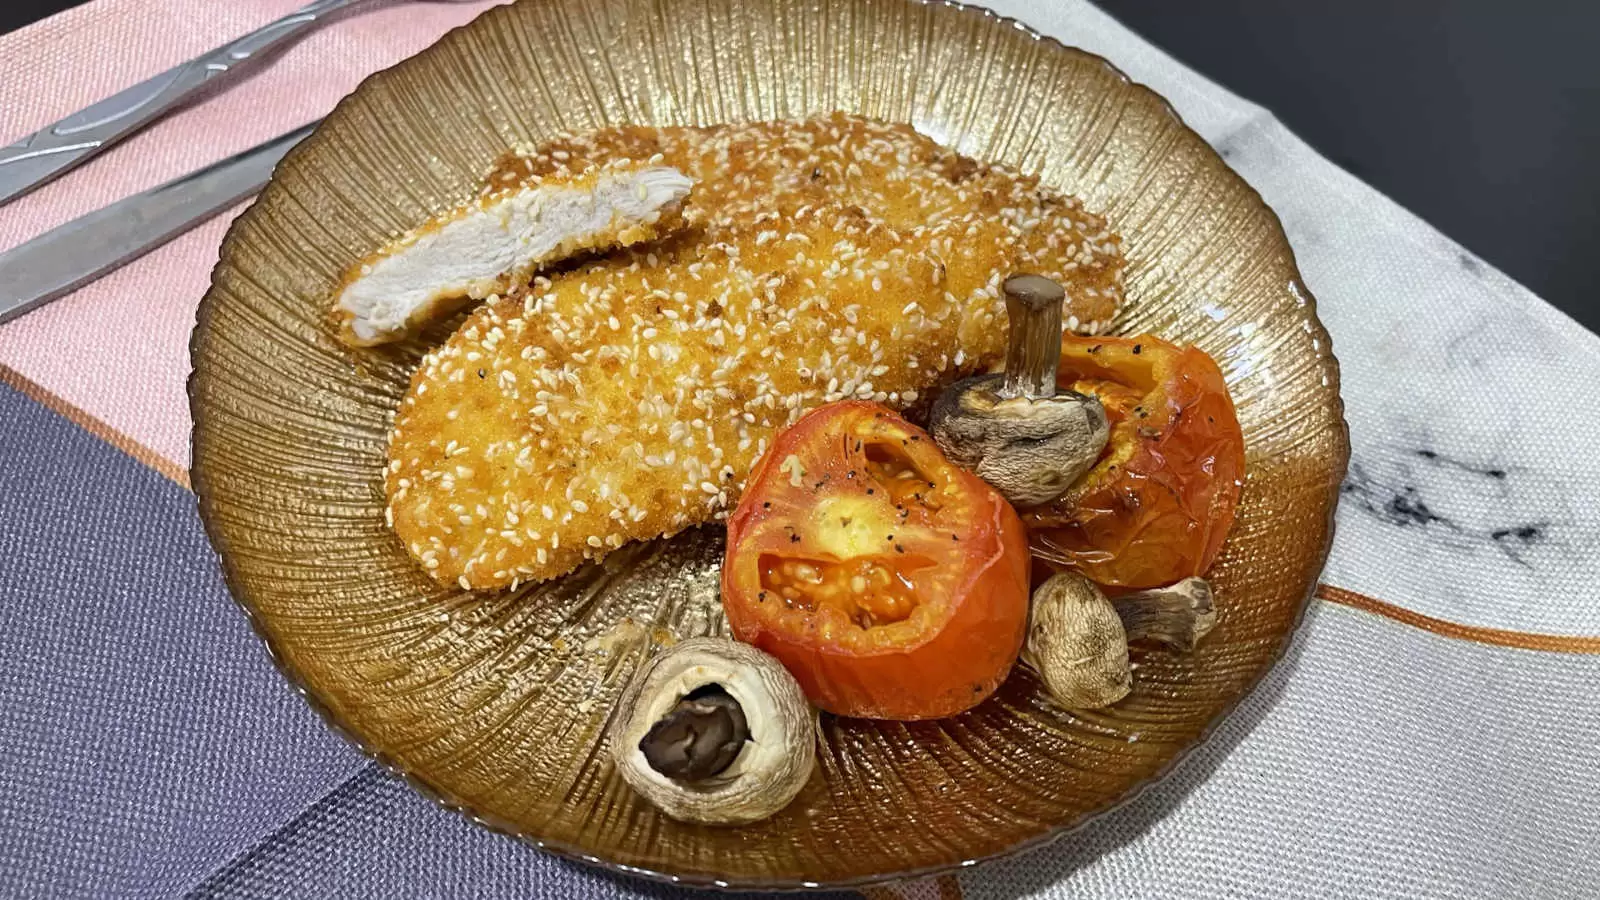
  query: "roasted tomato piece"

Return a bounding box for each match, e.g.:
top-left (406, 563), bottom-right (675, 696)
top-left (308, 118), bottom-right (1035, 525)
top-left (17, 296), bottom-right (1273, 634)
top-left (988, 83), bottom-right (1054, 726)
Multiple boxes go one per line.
top-left (722, 401), bottom-right (1030, 720)
top-left (1024, 335), bottom-right (1245, 589)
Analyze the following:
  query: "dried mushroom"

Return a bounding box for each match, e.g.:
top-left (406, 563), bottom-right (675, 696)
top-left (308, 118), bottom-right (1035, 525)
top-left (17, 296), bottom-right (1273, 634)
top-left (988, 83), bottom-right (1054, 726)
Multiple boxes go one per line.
top-left (1022, 572), bottom-right (1132, 708)
top-left (1112, 577), bottom-right (1217, 652)
top-left (610, 637), bottom-right (816, 825)
top-left (930, 274), bottom-right (1109, 507)
top-left (1024, 573), bottom-right (1218, 709)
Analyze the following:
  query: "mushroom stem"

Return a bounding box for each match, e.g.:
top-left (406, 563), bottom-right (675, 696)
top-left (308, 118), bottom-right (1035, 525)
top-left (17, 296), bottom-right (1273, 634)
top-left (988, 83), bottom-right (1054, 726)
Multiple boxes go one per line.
top-left (1000, 274), bottom-right (1065, 400)
top-left (1110, 577), bottom-right (1217, 652)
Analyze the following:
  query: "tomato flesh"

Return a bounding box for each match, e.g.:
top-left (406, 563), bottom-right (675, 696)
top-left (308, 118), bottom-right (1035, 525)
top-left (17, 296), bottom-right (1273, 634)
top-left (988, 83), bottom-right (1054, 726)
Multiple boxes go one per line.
top-left (723, 401), bottom-right (1030, 720)
top-left (759, 554), bottom-right (926, 628)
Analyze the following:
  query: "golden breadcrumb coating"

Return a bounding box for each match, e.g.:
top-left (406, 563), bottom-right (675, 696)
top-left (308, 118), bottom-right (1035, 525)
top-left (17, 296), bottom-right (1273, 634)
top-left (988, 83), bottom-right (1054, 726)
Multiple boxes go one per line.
top-left (388, 114), bottom-right (1125, 589)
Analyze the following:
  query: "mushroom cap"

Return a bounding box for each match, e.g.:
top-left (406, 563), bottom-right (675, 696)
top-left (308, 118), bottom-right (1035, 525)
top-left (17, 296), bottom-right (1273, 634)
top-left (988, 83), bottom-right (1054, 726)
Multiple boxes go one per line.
top-left (930, 374), bottom-right (1110, 507)
top-left (1022, 572), bottom-right (1131, 708)
top-left (610, 637), bottom-right (817, 825)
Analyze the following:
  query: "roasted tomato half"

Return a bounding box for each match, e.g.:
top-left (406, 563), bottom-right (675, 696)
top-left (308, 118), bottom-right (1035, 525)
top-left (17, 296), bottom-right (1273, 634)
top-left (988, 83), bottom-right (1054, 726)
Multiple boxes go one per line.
top-left (722, 402), bottom-right (1031, 720)
top-left (1024, 335), bottom-right (1245, 589)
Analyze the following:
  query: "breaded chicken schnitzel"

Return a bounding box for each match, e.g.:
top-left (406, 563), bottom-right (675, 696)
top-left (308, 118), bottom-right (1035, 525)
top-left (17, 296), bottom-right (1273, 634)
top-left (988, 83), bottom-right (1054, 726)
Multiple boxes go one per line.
top-left (387, 114), bottom-right (1125, 590)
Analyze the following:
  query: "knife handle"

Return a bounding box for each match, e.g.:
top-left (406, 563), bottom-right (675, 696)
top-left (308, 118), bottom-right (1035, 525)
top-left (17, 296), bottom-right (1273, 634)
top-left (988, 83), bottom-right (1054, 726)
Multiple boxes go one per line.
top-left (0, 0), bottom-right (359, 206)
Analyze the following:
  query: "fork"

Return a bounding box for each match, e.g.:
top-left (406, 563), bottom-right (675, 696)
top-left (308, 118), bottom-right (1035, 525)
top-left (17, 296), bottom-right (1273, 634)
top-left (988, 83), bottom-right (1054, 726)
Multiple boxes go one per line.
top-left (0, 0), bottom-right (469, 207)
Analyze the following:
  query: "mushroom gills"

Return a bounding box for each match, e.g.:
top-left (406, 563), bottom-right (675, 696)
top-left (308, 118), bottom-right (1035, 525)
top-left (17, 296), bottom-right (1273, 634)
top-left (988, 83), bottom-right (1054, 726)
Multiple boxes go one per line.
top-left (638, 684), bottom-right (749, 781)
top-left (931, 375), bottom-right (1109, 507)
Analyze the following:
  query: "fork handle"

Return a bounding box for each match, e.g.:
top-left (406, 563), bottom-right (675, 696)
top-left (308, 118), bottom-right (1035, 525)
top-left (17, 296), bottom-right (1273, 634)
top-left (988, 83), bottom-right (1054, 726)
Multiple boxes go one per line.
top-left (0, 0), bottom-right (361, 207)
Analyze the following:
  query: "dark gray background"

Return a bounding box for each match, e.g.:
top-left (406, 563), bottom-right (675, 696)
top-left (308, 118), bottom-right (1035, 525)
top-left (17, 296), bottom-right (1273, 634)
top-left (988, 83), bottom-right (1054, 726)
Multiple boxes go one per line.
top-left (6, 0), bottom-right (1597, 333)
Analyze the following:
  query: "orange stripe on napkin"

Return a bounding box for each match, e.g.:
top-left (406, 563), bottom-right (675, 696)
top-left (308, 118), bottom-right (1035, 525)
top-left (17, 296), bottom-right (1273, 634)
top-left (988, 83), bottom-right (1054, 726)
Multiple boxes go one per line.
top-left (1317, 584), bottom-right (1600, 654)
top-left (0, 361), bottom-right (188, 488)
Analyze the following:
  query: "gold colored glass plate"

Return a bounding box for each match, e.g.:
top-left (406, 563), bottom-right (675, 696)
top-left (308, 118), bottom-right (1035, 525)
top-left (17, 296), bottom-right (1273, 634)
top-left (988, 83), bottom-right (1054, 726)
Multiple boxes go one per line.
top-left (189, 0), bottom-right (1348, 888)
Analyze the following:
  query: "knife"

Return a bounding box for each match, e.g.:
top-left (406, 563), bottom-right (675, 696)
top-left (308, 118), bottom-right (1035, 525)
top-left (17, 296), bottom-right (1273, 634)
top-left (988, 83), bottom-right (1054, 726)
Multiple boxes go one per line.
top-left (0, 0), bottom-right (360, 206)
top-left (0, 121), bottom-right (319, 327)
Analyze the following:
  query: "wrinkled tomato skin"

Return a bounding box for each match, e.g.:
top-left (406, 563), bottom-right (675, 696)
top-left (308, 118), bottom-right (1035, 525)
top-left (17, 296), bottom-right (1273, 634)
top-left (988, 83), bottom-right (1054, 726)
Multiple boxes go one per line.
top-left (1024, 335), bottom-right (1245, 589)
top-left (723, 402), bottom-right (1030, 720)
top-left (727, 517), bottom-right (1029, 719)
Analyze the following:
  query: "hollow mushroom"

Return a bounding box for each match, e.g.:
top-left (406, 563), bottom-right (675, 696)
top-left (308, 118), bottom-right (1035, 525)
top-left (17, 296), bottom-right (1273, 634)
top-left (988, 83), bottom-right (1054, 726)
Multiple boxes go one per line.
top-left (1024, 573), bottom-right (1218, 709)
top-left (929, 274), bottom-right (1109, 507)
top-left (609, 637), bottom-right (816, 826)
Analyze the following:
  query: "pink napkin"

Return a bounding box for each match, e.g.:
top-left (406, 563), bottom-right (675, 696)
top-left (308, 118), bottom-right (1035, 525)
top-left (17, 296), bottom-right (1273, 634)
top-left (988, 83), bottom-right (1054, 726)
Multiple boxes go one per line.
top-left (0, 0), bottom-right (504, 480)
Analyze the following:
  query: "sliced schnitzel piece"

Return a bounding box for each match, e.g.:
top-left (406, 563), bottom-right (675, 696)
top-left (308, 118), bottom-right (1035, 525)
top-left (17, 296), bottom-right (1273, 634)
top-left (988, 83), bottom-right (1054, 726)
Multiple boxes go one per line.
top-left (333, 160), bottom-right (692, 346)
top-left (387, 115), bottom-right (1125, 590)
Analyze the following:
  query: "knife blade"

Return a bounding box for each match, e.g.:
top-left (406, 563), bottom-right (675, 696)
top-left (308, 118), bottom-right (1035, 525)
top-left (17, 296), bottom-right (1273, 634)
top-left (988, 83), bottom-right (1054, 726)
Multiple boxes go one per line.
top-left (0, 121), bottom-right (319, 327)
top-left (0, 0), bottom-right (358, 206)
